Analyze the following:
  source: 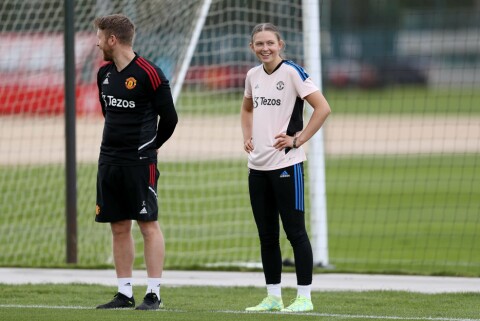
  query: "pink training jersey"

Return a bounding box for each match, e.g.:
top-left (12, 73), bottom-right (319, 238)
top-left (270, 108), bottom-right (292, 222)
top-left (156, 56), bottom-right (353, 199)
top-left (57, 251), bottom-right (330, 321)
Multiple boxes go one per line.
top-left (244, 60), bottom-right (319, 170)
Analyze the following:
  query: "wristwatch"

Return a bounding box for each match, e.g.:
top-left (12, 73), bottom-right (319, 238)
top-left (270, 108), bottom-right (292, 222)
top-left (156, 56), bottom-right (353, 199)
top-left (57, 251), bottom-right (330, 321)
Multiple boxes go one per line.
top-left (292, 137), bottom-right (298, 149)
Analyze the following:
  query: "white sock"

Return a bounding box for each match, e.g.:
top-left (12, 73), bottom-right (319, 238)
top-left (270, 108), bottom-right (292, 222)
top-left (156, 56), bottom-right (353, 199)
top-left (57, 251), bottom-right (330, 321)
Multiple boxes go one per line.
top-left (266, 283), bottom-right (282, 298)
top-left (118, 278), bottom-right (133, 298)
top-left (146, 278), bottom-right (161, 298)
top-left (297, 285), bottom-right (311, 299)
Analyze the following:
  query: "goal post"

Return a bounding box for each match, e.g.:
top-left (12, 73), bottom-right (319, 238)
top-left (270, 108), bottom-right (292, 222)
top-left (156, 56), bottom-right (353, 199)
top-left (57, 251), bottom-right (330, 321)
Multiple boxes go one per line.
top-left (302, 0), bottom-right (330, 267)
top-left (172, 0), bottom-right (213, 103)
top-left (168, 0), bottom-right (331, 267)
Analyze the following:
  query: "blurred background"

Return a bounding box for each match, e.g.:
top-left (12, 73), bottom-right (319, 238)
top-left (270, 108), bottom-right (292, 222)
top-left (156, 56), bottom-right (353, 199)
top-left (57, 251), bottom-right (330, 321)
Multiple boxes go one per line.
top-left (0, 0), bottom-right (478, 276)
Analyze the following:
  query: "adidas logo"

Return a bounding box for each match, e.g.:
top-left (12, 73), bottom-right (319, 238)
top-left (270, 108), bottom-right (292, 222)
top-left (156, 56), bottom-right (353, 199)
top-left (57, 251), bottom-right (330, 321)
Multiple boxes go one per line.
top-left (103, 78), bottom-right (109, 85)
top-left (280, 170), bottom-right (290, 178)
top-left (139, 207), bottom-right (147, 214)
top-left (255, 84), bottom-right (259, 89)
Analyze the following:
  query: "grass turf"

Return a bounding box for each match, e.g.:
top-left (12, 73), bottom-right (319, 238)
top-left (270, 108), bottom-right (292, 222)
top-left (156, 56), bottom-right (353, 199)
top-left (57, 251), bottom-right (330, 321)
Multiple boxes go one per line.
top-left (177, 87), bottom-right (480, 115)
top-left (0, 284), bottom-right (479, 321)
top-left (0, 154), bottom-right (478, 275)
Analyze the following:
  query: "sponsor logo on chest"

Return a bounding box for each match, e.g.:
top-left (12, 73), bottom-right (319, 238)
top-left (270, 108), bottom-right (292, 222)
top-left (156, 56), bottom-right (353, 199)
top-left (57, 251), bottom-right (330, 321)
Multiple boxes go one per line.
top-left (253, 96), bottom-right (281, 108)
top-left (252, 79), bottom-right (286, 108)
top-left (102, 93), bottom-right (136, 108)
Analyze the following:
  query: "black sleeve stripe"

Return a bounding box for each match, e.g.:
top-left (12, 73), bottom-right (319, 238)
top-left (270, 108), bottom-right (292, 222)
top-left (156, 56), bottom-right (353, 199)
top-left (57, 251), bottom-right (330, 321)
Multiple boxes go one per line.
top-left (136, 57), bottom-right (161, 90)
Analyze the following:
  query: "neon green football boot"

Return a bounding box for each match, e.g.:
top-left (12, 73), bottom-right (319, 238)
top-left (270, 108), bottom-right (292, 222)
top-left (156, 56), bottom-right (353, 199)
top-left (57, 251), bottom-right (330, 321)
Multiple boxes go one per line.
top-left (281, 295), bottom-right (314, 312)
top-left (245, 295), bottom-right (283, 312)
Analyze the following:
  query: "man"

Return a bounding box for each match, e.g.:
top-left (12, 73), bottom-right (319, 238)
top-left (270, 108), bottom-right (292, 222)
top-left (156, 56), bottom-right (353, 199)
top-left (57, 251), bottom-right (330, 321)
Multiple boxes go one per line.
top-left (93, 14), bottom-right (177, 310)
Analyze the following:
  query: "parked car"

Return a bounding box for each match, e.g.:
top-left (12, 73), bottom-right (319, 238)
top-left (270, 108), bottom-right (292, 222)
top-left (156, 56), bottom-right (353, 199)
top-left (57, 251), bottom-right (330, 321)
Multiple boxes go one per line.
top-left (325, 58), bottom-right (427, 88)
top-left (376, 58), bottom-right (428, 85)
top-left (325, 59), bottom-right (382, 88)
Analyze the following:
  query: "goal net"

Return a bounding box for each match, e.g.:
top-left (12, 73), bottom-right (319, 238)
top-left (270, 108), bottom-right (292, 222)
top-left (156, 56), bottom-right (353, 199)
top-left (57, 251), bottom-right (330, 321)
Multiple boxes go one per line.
top-left (0, 0), bottom-right (479, 276)
top-left (0, 0), bottom-right (305, 269)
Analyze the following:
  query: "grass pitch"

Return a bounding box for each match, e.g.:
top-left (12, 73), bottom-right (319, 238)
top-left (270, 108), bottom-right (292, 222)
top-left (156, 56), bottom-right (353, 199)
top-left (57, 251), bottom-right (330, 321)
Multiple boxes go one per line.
top-left (177, 87), bottom-right (480, 115)
top-left (0, 85), bottom-right (479, 273)
top-left (0, 284), bottom-right (479, 321)
top-left (0, 154), bottom-right (478, 275)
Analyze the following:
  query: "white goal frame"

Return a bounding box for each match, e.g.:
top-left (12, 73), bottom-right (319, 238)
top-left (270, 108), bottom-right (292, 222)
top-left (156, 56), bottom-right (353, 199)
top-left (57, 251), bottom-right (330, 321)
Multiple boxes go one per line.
top-left (302, 0), bottom-right (329, 267)
top-left (97, 0), bottom-right (330, 268)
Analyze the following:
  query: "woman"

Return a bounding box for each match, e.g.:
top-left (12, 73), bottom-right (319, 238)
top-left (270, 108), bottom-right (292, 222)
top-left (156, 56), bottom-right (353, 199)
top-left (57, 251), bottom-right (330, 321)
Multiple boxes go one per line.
top-left (241, 23), bottom-right (331, 313)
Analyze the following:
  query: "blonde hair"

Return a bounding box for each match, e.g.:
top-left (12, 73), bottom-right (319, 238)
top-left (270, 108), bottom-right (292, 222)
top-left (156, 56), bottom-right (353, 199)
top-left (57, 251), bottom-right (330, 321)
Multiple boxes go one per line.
top-left (94, 14), bottom-right (135, 46)
top-left (250, 23), bottom-right (282, 43)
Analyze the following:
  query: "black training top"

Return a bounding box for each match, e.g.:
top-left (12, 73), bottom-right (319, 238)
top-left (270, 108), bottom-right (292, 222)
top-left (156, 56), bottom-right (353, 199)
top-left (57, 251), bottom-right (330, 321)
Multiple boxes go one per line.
top-left (97, 54), bottom-right (178, 165)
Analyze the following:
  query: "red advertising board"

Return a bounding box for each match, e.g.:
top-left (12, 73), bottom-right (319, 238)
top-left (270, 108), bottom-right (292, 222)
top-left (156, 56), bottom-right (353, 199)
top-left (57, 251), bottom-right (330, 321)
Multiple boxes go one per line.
top-left (0, 33), bottom-right (102, 115)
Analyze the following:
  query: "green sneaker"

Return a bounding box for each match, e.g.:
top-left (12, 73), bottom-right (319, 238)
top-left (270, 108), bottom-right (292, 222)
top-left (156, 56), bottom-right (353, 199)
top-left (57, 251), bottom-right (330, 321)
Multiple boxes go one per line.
top-left (281, 295), bottom-right (314, 312)
top-left (245, 295), bottom-right (283, 312)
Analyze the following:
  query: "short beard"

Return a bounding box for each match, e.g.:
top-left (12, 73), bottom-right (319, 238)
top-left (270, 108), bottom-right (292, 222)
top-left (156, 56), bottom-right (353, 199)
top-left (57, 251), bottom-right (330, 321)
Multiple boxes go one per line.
top-left (102, 50), bottom-right (113, 62)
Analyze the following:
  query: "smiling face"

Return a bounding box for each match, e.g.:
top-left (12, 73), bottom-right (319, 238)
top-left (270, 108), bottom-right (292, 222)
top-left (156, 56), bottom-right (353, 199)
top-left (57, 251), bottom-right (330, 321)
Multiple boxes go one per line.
top-left (250, 30), bottom-right (284, 72)
top-left (96, 29), bottom-right (114, 62)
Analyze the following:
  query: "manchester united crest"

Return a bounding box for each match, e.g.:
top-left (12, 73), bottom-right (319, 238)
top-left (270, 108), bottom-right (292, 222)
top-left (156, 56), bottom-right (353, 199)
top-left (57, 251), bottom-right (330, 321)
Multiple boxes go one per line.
top-left (276, 81), bottom-right (285, 90)
top-left (125, 77), bottom-right (137, 89)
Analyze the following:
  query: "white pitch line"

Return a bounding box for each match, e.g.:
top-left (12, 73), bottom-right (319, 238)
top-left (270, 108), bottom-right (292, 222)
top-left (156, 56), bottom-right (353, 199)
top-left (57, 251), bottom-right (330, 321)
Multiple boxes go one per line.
top-left (220, 310), bottom-right (480, 321)
top-left (0, 304), bottom-right (92, 310)
top-left (1, 305), bottom-right (479, 321)
top-left (0, 304), bottom-right (186, 313)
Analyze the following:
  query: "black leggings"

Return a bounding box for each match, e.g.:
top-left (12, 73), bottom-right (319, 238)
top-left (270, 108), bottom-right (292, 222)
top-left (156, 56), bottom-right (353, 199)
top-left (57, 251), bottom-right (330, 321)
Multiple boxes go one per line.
top-left (248, 163), bottom-right (313, 285)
